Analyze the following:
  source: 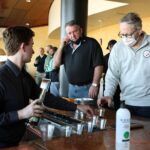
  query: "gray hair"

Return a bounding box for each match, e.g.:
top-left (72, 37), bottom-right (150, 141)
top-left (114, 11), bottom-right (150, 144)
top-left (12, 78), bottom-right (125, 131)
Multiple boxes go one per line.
top-left (120, 12), bottom-right (142, 30)
top-left (65, 20), bottom-right (81, 28)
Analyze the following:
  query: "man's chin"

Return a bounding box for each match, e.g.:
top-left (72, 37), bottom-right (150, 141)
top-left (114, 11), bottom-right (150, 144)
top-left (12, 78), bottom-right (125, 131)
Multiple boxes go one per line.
top-left (25, 59), bottom-right (31, 63)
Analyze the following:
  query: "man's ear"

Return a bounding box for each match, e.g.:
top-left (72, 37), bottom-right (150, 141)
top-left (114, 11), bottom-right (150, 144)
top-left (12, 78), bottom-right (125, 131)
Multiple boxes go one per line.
top-left (20, 43), bottom-right (26, 52)
top-left (139, 29), bottom-right (143, 35)
top-left (80, 27), bottom-right (83, 35)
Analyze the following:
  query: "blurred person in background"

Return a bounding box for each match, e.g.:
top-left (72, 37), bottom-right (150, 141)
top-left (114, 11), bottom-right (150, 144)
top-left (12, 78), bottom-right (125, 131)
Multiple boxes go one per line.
top-left (34, 47), bottom-right (47, 86)
top-left (44, 45), bottom-right (60, 96)
top-left (44, 45), bottom-right (54, 78)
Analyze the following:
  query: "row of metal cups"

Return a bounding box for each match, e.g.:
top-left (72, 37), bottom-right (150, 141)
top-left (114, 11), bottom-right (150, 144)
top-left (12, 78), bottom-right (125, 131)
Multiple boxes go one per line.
top-left (73, 107), bottom-right (107, 134)
top-left (39, 118), bottom-right (107, 141)
top-left (39, 107), bottom-right (106, 141)
top-left (59, 116), bottom-right (107, 137)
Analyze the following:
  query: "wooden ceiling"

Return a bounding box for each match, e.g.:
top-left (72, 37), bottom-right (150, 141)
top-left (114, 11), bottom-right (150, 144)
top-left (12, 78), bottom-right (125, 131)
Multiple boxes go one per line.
top-left (0, 0), bottom-right (54, 27)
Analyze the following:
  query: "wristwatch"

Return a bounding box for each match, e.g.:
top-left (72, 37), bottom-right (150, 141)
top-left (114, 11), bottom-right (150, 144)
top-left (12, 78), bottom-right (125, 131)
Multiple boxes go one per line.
top-left (92, 83), bottom-right (98, 87)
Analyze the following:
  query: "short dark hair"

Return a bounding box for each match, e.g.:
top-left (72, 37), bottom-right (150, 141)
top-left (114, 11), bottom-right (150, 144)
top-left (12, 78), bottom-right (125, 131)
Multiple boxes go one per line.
top-left (53, 46), bottom-right (58, 52)
top-left (107, 40), bottom-right (117, 49)
top-left (65, 20), bottom-right (81, 28)
top-left (46, 45), bottom-right (53, 49)
top-left (3, 26), bottom-right (35, 56)
top-left (120, 12), bottom-right (142, 30)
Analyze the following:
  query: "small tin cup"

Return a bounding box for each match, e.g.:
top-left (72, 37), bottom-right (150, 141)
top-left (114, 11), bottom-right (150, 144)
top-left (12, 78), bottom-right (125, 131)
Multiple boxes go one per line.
top-left (65, 126), bottom-right (72, 137)
top-left (77, 123), bottom-right (84, 135)
top-left (98, 107), bottom-right (105, 118)
top-left (87, 121), bottom-right (94, 133)
top-left (99, 118), bottom-right (107, 130)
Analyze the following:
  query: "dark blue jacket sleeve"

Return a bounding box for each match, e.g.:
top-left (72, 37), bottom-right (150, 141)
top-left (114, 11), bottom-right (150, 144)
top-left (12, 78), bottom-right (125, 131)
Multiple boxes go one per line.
top-left (43, 93), bottom-right (77, 111)
top-left (0, 82), bottom-right (19, 126)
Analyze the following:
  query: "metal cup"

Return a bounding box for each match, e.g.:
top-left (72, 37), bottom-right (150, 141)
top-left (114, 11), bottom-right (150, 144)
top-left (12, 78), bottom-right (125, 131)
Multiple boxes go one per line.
top-left (39, 123), bottom-right (55, 141)
top-left (99, 118), bottom-right (107, 130)
top-left (39, 123), bottom-right (48, 141)
top-left (87, 121), bottom-right (94, 133)
top-left (99, 107), bottom-right (105, 118)
top-left (65, 126), bottom-right (72, 137)
top-left (47, 124), bottom-right (55, 140)
top-left (74, 110), bottom-right (85, 120)
top-left (92, 115), bottom-right (99, 127)
top-left (74, 109), bottom-right (80, 119)
top-left (77, 123), bottom-right (84, 135)
top-left (80, 111), bottom-right (85, 120)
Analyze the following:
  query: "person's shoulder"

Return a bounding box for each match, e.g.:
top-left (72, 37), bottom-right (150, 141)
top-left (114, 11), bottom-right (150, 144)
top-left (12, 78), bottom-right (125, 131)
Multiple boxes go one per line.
top-left (63, 43), bottom-right (71, 52)
top-left (83, 37), bottom-right (101, 48)
top-left (45, 55), bottom-right (50, 60)
top-left (145, 34), bottom-right (150, 41)
top-left (23, 68), bottom-right (32, 76)
top-left (110, 40), bottom-right (124, 57)
top-left (111, 40), bottom-right (122, 50)
top-left (0, 63), bottom-right (7, 71)
top-left (85, 36), bottom-right (98, 43)
top-left (0, 64), bottom-right (9, 78)
top-left (35, 55), bottom-right (40, 59)
top-left (23, 69), bottom-right (35, 81)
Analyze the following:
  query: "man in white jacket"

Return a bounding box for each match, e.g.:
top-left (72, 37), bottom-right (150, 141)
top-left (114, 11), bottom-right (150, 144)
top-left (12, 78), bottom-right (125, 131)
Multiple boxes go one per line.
top-left (97, 12), bottom-right (150, 118)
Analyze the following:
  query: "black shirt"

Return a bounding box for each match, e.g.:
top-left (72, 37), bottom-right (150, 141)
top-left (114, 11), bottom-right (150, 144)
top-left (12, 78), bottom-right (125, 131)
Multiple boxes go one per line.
top-left (103, 53), bottom-right (110, 74)
top-left (62, 37), bottom-right (103, 85)
top-left (34, 54), bottom-right (47, 73)
top-left (50, 68), bottom-right (59, 82)
top-left (0, 60), bottom-right (76, 147)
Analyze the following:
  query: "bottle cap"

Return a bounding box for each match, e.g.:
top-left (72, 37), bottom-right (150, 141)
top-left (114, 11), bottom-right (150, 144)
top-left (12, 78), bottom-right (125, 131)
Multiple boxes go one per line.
top-left (120, 100), bottom-right (125, 108)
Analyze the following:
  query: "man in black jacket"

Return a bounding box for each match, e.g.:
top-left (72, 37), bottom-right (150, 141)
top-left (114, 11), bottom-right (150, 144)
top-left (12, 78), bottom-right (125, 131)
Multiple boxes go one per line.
top-left (0, 26), bottom-right (93, 148)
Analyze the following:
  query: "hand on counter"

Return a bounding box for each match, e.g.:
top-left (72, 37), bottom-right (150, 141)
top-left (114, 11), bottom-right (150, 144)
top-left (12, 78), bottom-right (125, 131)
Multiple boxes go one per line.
top-left (88, 85), bottom-right (99, 99)
top-left (77, 105), bottom-right (94, 117)
top-left (97, 96), bottom-right (112, 107)
top-left (18, 99), bottom-right (44, 120)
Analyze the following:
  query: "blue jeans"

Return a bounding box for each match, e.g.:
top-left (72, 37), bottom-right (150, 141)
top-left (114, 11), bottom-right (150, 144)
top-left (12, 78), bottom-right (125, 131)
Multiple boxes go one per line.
top-left (50, 82), bottom-right (59, 96)
top-left (125, 105), bottom-right (150, 118)
top-left (68, 83), bottom-right (91, 98)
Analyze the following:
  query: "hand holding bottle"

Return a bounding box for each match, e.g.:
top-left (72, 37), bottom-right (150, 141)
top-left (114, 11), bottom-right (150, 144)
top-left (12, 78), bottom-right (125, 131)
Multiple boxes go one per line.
top-left (18, 99), bottom-right (44, 120)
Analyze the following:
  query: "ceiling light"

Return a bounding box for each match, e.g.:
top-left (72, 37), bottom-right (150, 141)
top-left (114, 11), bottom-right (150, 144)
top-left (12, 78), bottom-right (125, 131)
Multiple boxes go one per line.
top-left (88, 0), bottom-right (128, 15)
top-left (26, 0), bottom-right (31, 2)
top-left (25, 23), bottom-right (30, 26)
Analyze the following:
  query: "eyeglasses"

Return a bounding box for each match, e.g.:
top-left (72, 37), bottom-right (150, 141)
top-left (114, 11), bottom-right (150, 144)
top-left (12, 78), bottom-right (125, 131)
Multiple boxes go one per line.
top-left (118, 30), bottom-right (137, 38)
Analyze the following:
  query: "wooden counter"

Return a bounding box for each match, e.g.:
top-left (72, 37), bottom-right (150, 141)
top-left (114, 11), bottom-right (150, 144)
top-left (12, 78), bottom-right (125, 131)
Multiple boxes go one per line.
top-left (2, 109), bottom-right (150, 150)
